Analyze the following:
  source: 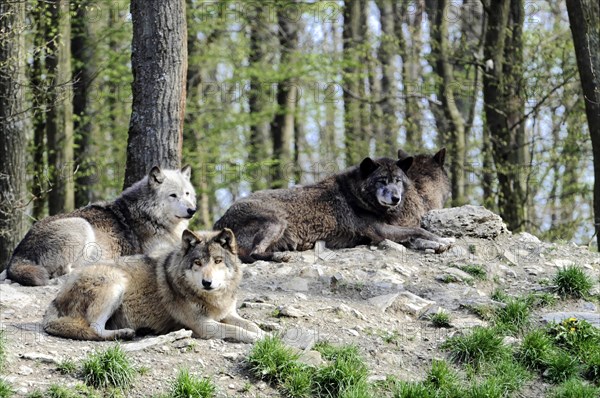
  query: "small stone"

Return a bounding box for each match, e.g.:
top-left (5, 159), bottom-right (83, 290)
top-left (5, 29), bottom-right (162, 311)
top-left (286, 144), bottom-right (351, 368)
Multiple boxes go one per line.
top-left (368, 293), bottom-right (399, 313)
top-left (378, 239), bottom-right (407, 253)
top-left (241, 302), bottom-right (276, 310)
top-left (503, 250), bottom-right (519, 266)
top-left (282, 328), bottom-right (319, 350)
top-left (296, 349), bottom-right (324, 367)
top-left (394, 291), bottom-right (436, 316)
top-left (18, 365), bottom-right (33, 376)
top-left (502, 336), bottom-right (520, 346)
top-left (279, 306), bottom-right (306, 318)
top-left (281, 277), bottom-right (309, 292)
top-left (346, 329), bottom-right (360, 337)
top-left (20, 352), bottom-right (59, 364)
top-left (335, 303), bottom-right (367, 320)
top-left (222, 352), bottom-right (241, 361)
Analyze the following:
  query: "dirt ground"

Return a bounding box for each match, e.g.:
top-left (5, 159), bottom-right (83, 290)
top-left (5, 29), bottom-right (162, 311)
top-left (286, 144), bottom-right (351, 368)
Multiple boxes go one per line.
top-left (1, 229), bottom-right (599, 397)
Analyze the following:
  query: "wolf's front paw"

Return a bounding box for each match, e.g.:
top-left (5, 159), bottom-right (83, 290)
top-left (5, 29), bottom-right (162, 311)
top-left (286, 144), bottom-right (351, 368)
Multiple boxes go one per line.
top-left (272, 252), bottom-right (292, 262)
top-left (116, 328), bottom-right (135, 340)
top-left (434, 238), bottom-right (455, 253)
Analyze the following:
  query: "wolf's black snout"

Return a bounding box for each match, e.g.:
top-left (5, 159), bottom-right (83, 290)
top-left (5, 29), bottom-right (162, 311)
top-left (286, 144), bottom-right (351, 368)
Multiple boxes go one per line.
top-left (391, 195), bottom-right (400, 204)
top-left (188, 208), bottom-right (197, 216)
top-left (202, 279), bottom-right (212, 288)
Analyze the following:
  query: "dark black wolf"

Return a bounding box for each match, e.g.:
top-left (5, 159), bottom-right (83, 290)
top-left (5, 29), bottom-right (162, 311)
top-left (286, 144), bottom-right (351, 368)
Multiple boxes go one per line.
top-left (213, 153), bottom-right (453, 263)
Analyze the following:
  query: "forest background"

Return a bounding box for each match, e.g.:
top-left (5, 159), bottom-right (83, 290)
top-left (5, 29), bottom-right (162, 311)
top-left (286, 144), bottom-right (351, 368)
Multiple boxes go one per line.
top-left (0, 0), bottom-right (599, 268)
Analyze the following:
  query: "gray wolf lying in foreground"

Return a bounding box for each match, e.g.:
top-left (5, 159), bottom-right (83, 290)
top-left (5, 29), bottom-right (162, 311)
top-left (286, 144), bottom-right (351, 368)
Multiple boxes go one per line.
top-left (43, 229), bottom-right (264, 343)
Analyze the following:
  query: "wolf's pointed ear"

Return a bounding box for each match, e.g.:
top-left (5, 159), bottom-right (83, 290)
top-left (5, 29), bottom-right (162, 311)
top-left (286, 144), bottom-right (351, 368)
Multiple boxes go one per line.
top-left (182, 229), bottom-right (200, 252)
top-left (149, 166), bottom-right (165, 187)
top-left (397, 148), bottom-right (410, 160)
top-left (213, 228), bottom-right (237, 254)
top-left (397, 156), bottom-right (414, 173)
top-left (181, 165), bottom-right (192, 180)
top-left (360, 157), bottom-right (380, 178)
top-left (433, 148), bottom-right (446, 166)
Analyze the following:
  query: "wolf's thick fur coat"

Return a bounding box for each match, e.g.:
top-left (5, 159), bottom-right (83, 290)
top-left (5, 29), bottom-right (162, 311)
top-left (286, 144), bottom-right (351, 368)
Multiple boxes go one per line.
top-left (7, 166), bottom-right (197, 286)
top-left (43, 229), bottom-right (264, 343)
top-left (214, 152), bottom-right (453, 262)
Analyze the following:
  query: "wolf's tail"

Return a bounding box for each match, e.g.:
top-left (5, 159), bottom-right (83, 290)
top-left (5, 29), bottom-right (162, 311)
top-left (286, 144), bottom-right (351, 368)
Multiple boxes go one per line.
top-left (6, 259), bottom-right (49, 286)
top-left (43, 303), bottom-right (102, 341)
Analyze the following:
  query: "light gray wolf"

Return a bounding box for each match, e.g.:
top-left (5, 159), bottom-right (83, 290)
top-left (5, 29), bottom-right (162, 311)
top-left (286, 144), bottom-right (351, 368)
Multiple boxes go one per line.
top-left (43, 228), bottom-right (265, 343)
top-left (6, 166), bottom-right (197, 286)
top-left (213, 153), bottom-right (454, 263)
top-left (398, 147), bottom-right (451, 210)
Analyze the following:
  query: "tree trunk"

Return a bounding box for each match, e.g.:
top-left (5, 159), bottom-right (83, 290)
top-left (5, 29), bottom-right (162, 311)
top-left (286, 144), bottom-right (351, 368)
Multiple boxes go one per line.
top-left (247, 4), bottom-right (272, 190)
top-left (270, 3), bottom-right (299, 188)
top-left (430, 0), bottom-right (467, 205)
top-left (482, 0), bottom-right (527, 232)
top-left (31, 0), bottom-right (48, 220)
top-left (343, 0), bottom-right (366, 165)
top-left (396, 0), bottom-right (424, 150)
top-left (72, 0), bottom-right (98, 206)
top-left (0, 0), bottom-right (28, 268)
top-left (565, 0), bottom-right (600, 247)
top-left (124, 0), bottom-right (187, 188)
top-left (375, 0), bottom-right (400, 155)
top-left (46, 0), bottom-right (74, 215)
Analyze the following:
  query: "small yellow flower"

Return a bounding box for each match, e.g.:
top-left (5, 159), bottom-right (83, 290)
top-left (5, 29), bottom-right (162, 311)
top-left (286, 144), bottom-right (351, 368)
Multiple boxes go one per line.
top-left (568, 317), bottom-right (577, 322)
top-left (570, 327), bottom-right (576, 332)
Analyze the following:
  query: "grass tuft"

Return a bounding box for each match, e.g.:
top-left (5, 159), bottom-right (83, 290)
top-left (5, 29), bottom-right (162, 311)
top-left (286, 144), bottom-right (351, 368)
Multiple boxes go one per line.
top-left (0, 379), bottom-right (14, 398)
top-left (169, 369), bottom-right (216, 398)
top-left (549, 378), bottom-right (600, 398)
top-left (493, 298), bottom-right (531, 334)
top-left (57, 359), bottom-right (78, 375)
top-left (454, 264), bottom-right (487, 280)
top-left (517, 329), bottom-right (554, 370)
top-left (313, 344), bottom-right (369, 397)
top-left (544, 350), bottom-right (582, 383)
top-left (429, 311), bottom-right (451, 328)
top-left (82, 344), bottom-right (136, 389)
top-left (248, 336), bottom-right (301, 383)
top-left (424, 359), bottom-right (460, 394)
top-left (553, 266), bottom-right (593, 298)
top-left (441, 327), bottom-right (507, 367)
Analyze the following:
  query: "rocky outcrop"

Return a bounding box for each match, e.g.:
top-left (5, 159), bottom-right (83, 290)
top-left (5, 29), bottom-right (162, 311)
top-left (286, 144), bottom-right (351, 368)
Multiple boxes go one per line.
top-left (422, 205), bottom-right (510, 238)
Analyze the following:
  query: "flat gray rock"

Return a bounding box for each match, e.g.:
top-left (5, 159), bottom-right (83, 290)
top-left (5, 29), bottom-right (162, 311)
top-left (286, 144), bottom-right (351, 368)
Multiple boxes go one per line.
top-left (541, 312), bottom-right (600, 328)
top-left (282, 327), bottom-right (319, 350)
top-left (421, 205), bottom-right (510, 238)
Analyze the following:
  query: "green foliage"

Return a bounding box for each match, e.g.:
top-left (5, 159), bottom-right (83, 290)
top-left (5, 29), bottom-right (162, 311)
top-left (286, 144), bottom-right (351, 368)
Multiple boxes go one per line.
top-left (425, 359), bottom-right (460, 394)
top-left (553, 266), bottom-right (594, 298)
top-left (441, 327), bottom-right (507, 367)
top-left (249, 338), bottom-right (371, 397)
top-left (517, 329), bottom-right (555, 370)
top-left (429, 311), bottom-right (452, 328)
top-left (248, 336), bottom-right (301, 383)
top-left (313, 344), bottom-right (369, 397)
top-left (169, 369), bottom-right (216, 398)
top-left (81, 345), bottom-right (136, 389)
top-left (545, 350), bottom-right (582, 383)
top-left (57, 359), bottom-right (78, 375)
top-left (452, 264), bottom-right (487, 280)
top-left (493, 297), bottom-right (531, 334)
top-left (549, 378), bottom-right (600, 398)
top-left (547, 318), bottom-right (600, 353)
top-left (0, 379), bottom-right (13, 398)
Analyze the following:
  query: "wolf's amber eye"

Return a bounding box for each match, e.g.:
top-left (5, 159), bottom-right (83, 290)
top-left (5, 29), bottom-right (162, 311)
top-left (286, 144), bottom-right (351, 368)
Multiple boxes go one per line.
top-left (193, 259), bottom-right (201, 266)
top-left (170, 194), bottom-right (177, 198)
top-left (214, 258), bottom-right (223, 264)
